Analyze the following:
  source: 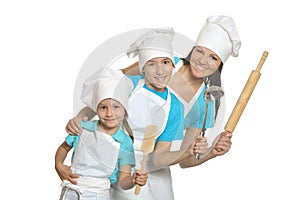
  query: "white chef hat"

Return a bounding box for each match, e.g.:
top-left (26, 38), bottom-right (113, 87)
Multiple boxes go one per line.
top-left (81, 68), bottom-right (133, 112)
top-left (195, 15), bottom-right (241, 63)
top-left (127, 28), bottom-right (174, 73)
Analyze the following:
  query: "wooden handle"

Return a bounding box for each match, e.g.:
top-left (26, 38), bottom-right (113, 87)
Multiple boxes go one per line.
top-left (135, 184), bottom-right (142, 195)
top-left (225, 51), bottom-right (268, 133)
top-left (134, 153), bottom-right (148, 195)
top-left (256, 51), bottom-right (268, 72)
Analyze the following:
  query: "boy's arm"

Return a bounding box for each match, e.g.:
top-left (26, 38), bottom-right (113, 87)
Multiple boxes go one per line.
top-left (65, 106), bottom-right (96, 135)
top-left (55, 141), bottom-right (79, 184)
top-left (152, 135), bottom-right (207, 167)
top-left (152, 97), bottom-right (208, 167)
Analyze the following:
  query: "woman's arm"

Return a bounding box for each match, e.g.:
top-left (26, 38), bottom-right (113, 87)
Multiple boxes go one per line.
top-left (179, 131), bottom-right (232, 168)
top-left (121, 61), bottom-right (140, 75)
top-left (55, 141), bottom-right (79, 184)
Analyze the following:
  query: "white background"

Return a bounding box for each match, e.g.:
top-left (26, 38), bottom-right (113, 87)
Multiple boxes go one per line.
top-left (1, 0), bottom-right (299, 199)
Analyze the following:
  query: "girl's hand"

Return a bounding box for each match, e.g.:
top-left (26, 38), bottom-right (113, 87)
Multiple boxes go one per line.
top-left (55, 163), bottom-right (80, 184)
top-left (133, 170), bottom-right (148, 186)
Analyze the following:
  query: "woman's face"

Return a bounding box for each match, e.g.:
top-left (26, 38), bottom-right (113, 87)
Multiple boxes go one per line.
top-left (189, 46), bottom-right (222, 78)
top-left (97, 98), bottom-right (125, 133)
top-left (143, 57), bottom-right (173, 92)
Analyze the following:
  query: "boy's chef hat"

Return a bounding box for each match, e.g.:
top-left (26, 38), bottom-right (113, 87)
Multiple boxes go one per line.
top-left (127, 28), bottom-right (174, 73)
top-left (81, 68), bottom-right (133, 112)
top-left (195, 15), bottom-right (241, 63)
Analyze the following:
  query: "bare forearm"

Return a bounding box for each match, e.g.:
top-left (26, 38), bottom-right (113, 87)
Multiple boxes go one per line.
top-left (55, 142), bottom-right (70, 166)
top-left (120, 175), bottom-right (135, 190)
top-left (179, 148), bottom-right (215, 168)
top-left (153, 141), bottom-right (192, 167)
top-left (160, 150), bottom-right (191, 166)
top-left (121, 61), bottom-right (140, 75)
top-left (77, 106), bottom-right (96, 120)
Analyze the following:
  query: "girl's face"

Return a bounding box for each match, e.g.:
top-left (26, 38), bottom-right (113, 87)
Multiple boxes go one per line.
top-left (189, 46), bottom-right (222, 78)
top-left (97, 98), bottom-right (125, 133)
top-left (143, 57), bottom-right (173, 92)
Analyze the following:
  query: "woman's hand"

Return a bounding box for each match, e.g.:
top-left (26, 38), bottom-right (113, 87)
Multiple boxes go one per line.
top-left (211, 131), bottom-right (232, 156)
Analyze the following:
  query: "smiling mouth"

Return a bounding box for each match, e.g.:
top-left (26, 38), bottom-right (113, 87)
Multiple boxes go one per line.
top-left (195, 63), bottom-right (208, 70)
top-left (105, 119), bottom-right (115, 122)
top-left (155, 76), bottom-right (166, 83)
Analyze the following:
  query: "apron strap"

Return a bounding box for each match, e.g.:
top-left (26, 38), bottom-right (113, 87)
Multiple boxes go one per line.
top-left (59, 177), bottom-right (110, 199)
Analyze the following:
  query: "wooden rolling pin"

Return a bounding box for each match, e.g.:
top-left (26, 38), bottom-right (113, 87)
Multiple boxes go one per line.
top-left (224, 51), bottom-right (268, 133)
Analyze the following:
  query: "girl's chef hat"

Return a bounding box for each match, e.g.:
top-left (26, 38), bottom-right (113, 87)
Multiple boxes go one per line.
top-left (195, 15), bottom-right (241, 63)
top-left (81, 68), bottom-right (133, 112)
top-left (127, 28), bottom-right (174, 73)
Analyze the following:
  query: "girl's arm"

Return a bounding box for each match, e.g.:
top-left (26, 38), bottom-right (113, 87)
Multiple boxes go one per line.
top-left (55, 141), bottom-right (79, 184)
top-left (119, 165), bottom-right (148, 190)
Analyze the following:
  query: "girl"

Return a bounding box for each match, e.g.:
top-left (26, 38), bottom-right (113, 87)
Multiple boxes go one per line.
top-left (55, 76), bottom-right (148, 200)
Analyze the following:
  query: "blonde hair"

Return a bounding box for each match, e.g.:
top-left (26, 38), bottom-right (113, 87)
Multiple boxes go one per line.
top-left (122, 111), bottom-right (133, 141)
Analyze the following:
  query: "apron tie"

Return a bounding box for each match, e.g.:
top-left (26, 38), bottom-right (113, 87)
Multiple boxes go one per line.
top-left (59, 177), bottom-right (110, 200)
top-left (60, 180), bottom-right (85, 200)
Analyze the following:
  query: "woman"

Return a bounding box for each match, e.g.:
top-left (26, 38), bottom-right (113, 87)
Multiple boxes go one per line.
top-left (171, 15), bottom-right (241, 168)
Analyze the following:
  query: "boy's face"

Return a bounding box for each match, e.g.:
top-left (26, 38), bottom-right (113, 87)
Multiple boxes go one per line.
top-left (97, 98), bottom-right (125, 133)
top-left (143, 57), bottom-right (173, 92)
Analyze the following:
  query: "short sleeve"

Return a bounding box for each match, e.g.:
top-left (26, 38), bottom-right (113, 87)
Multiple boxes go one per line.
top-left (80, 120), bottom-right (98, 131)
top-left (157, 93), bottom-right (184, 142)
top-left (118, 135), bottom-right (135, 166)
top-left (126, 75), bottom-right (143, 89)
top-left (65, 134), bottom-right (80, 152)
top-left (184, 86), bottom-right (215, 129)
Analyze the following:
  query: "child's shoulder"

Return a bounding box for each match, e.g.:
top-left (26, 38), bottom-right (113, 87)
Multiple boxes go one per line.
top-left (80, 120), bottom-right (98, 131)
top-left (169, 92), bottom-right (183, 107)
top-left (115, 129), bottom-right (134, 151)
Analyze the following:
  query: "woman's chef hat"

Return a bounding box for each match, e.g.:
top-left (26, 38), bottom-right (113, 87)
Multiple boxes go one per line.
top-left (195, 15), bottom-right (241, 63)
top-left (127, 28), bottom-right (174, 73)
top-left (81, 68), bottom-right (133, 112)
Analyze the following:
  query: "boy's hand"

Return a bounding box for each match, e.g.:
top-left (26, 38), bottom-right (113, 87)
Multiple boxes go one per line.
top-left (65, 116), bottom-right (88, 135)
